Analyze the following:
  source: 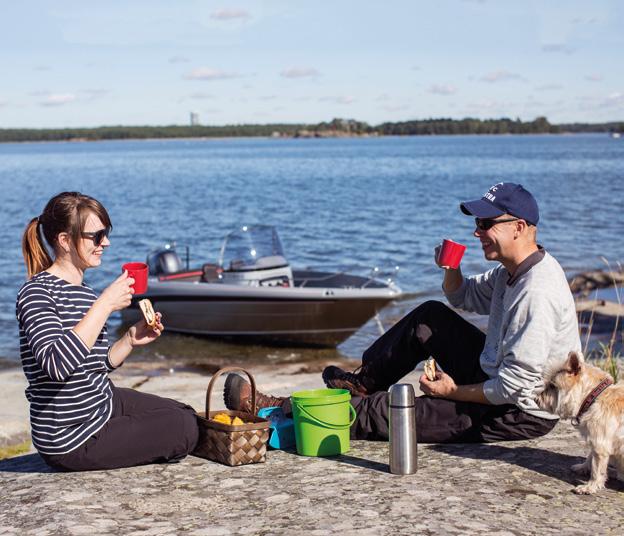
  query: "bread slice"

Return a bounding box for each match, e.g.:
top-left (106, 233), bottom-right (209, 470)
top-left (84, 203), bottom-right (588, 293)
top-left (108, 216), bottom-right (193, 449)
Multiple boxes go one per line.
top-left (138, 298), bottom-right (157, 329)
top-left (424, 357), bottom-right (437, 381)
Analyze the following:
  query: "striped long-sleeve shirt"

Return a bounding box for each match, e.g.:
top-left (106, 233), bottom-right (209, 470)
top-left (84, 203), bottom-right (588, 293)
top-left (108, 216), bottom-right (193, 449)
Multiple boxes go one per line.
top-left (16, 271), bottom-right (117, 455)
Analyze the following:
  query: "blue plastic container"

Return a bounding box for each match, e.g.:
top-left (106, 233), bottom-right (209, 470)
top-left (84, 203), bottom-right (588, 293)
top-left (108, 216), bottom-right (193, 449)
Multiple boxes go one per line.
top-left (257, 406), bottom-right (295, 450)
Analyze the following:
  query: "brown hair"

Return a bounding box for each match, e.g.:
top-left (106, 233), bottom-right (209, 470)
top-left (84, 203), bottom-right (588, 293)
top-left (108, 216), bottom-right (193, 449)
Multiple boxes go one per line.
top-left (22, 192), bottom-right (112, 278)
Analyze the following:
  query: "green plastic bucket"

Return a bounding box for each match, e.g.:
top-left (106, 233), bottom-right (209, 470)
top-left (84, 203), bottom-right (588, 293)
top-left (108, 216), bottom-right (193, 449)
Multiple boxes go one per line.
top-left (291, 388), bottom-right (356, 456)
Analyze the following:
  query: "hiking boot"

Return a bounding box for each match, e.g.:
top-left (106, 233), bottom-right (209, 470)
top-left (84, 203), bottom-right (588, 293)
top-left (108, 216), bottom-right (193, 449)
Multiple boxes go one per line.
top-left (223, 374), bottom-right (287, 415)
top-left (321, 365), bottom-right (375, 397)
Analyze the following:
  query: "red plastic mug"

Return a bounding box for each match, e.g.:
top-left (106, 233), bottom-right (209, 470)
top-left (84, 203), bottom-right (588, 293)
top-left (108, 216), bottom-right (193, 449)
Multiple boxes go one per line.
top-left (122, 262), bottom-right (148, 294)
top-left (438, 239), bottom-right (466, 269)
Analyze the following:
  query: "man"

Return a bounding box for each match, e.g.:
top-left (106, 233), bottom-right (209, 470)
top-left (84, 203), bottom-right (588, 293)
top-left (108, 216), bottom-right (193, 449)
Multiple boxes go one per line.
top-left (225, 182), bottom-right (581, 443)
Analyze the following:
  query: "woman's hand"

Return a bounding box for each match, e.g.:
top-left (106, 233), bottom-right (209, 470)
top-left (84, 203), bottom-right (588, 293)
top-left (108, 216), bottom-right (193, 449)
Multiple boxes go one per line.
top-left (127, 312), bottom-right (164, 347)
top-left (98, 271), bottom-right (135, 313)
top-left (419, 370), bottom-right (457, 398)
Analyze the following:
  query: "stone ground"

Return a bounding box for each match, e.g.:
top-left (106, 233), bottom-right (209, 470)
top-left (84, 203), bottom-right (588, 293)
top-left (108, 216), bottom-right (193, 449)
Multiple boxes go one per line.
top-left (1, 363), bottom-right (624, 535)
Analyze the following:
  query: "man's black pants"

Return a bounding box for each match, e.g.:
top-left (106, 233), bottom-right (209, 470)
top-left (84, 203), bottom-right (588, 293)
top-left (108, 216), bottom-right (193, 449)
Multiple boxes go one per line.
top-left (349, 300), bottom-right (557, 443)
top-left (41, 387), bottom-right (199, 471)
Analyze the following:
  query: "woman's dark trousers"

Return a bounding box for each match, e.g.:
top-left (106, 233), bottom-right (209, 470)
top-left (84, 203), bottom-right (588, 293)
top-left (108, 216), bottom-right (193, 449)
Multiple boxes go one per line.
top-left (349, 300), bottom-right (557, 443)
top-left (41, 387), bottom-right (199, 471)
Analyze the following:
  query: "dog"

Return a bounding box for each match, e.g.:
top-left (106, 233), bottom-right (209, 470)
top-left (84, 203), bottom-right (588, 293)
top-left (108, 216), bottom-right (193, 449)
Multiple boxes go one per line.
top-left (536, 351), bottom-right (624, 494)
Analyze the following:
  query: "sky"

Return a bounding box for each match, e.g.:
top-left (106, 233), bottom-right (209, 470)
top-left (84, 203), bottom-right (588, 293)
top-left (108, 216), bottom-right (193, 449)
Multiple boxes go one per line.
top-left (1, 0), bottom-right (623, 128)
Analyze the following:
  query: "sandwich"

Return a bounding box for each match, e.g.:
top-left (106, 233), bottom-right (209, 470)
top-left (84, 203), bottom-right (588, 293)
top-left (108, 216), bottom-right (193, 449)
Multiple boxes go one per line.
top-left (424, 357), bottom-right (437, 382)
top-left (138, 298), bottom-right (158, 330)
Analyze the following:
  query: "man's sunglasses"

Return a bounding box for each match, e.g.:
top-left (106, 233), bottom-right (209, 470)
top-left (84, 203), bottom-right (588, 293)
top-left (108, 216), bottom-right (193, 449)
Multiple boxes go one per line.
top-left (475, 217), bottom-right (519, 231)
top-left (81, 227), bottom-right (111, 247)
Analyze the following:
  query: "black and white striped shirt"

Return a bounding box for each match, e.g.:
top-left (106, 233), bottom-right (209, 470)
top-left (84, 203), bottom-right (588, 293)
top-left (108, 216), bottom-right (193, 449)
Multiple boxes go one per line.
top-left (16, 271), bottom-right (116, 455)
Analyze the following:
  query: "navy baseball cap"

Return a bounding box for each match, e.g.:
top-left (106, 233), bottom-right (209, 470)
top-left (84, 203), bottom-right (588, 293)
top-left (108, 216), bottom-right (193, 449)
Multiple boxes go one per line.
top-left (460, 182), bottom-right (539, 225)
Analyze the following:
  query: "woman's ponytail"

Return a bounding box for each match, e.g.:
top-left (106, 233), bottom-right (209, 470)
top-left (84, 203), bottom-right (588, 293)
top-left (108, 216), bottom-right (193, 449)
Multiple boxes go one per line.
top-left (22, 217), bottom-right (53, 279)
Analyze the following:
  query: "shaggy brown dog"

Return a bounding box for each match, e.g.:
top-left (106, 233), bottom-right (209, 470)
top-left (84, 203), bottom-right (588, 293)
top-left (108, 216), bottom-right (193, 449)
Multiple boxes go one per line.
top-left (537, 351), bottom-right (624, 494)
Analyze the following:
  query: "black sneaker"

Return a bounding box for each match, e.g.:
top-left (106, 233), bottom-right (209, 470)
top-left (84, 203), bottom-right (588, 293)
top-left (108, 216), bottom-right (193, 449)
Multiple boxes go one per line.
top-left (321, 365), bottom-right (373, 397)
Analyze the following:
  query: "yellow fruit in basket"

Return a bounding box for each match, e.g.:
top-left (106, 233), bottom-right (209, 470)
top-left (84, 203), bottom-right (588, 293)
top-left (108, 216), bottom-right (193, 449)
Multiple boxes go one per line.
top-left (212, 413), bottom-right (232, 425)
top-left (231, 416), bottom-right (244, 426)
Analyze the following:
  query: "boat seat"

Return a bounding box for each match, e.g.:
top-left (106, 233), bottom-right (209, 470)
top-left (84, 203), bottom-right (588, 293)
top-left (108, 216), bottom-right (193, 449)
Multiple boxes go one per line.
top-left (202, 263), bottom-right (223, 282)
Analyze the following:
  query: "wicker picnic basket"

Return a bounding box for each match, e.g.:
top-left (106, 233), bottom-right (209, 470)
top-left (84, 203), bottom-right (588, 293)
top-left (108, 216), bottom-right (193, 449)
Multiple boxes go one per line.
top-left (194, 366), bottom-right (270, 466)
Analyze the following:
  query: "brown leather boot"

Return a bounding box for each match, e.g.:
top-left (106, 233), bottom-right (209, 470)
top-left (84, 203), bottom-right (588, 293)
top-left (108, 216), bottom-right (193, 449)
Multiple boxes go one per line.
top-left (223, 374), bottom-right (287, 415)
top-left (321, 365), bottom-right (376, 397)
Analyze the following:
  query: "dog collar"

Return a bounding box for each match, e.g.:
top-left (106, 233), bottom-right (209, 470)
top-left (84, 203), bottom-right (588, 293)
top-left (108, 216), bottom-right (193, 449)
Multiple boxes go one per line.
top-left (571, 377), bottom-right (614, 426)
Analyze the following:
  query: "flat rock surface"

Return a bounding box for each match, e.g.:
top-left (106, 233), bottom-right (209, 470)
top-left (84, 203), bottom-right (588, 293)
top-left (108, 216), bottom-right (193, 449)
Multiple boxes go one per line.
top-left (2, 365), bottom-right (624, 534)
top-left (1, 423), bottom-right (624, 535)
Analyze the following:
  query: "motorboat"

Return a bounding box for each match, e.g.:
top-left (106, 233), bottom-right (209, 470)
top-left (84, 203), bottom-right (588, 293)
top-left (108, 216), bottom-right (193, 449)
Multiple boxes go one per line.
top-left (121, 225), bottom-right (402, 347)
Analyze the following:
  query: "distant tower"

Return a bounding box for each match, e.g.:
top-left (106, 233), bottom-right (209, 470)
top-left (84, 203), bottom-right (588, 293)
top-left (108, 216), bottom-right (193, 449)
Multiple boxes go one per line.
top-left (190, 112), bottom-right (200, 126)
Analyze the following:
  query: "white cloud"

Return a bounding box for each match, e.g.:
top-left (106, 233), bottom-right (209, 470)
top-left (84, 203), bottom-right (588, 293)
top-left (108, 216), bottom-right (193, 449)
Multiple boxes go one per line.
top-left (601, 92), bottom-right (624, 108)
top-left (571, 17), bottom-right (597, 24)
top-left (0, 99), bottom-right (7, 107)
top-left (428, 84), bottom-right (457, 95)
top-left (461, 99), bottom-right (511, 115)
top-left (169, 55), bottom-right (190, 64)
top-left (535, 84), bottom-right (563, 91)
top-left (319, 96), bottom-right (355, 104)
top-left (79, 89), bottom-right (109, 100)
top-left (382, 104), bottom-right (410, 112)
top-left (280, 67), bottom-right (319, 79)
top-left (480, 70), bottom-right (523, 83)
top-left (189, 92), bottom-right (215, 99)
top-left (584, 74), bottom-right (603, 82)
top-left (34, 65), bottom-right (51, 72)
top-left (40, 94), bottom-right (77, 107)
top-left (259, 95), bottom-right (277, 101)
top-left (542, 43), bottom-right (575, 55)
top-left (184, 67), bottom-right (239, 80)
top-left (210, 9), bottom-right (250, 21)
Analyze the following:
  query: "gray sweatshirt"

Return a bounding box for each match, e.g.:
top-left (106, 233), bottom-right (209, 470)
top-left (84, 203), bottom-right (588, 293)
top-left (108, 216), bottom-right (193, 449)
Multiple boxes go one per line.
top-left (445, 250), bottom-right (581, 419)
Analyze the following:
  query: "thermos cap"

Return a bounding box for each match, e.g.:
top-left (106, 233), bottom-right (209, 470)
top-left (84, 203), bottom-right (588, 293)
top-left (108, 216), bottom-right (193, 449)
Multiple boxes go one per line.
top-left (388, 383), bottom-right (415, 407)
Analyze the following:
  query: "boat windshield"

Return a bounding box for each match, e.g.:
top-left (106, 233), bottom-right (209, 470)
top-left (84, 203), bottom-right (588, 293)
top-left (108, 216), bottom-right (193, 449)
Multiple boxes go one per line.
top-left (218, 225), bottom-right (289, 272)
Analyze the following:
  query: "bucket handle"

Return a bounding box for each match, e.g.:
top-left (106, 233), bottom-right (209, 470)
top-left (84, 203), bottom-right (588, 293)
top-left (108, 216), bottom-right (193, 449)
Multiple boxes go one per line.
top-left (292, 401), bottom-right (357, 430)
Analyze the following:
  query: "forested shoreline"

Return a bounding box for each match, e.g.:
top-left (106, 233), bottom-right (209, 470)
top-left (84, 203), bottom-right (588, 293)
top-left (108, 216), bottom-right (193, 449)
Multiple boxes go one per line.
top-left (1, 117), bottom-right (622, 143)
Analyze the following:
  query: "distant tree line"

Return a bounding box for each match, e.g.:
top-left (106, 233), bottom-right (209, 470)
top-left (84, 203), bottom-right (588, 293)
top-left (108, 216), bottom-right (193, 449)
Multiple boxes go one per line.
top-left (377, 116), bottom-right (558, 135)
top-left (0, 117), bottom-right (621, 143)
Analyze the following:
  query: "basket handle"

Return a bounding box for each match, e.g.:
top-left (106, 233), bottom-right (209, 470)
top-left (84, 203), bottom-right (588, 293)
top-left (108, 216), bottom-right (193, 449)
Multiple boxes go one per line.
top-left (292, 402), bottom-right (357, 430)
top-left (205, 366), bottom-right (258, 416)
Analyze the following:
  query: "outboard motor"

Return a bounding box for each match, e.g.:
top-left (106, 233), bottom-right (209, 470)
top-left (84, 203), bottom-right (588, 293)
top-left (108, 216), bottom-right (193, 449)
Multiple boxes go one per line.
top-left (147, 247), bottom-right (183, 276)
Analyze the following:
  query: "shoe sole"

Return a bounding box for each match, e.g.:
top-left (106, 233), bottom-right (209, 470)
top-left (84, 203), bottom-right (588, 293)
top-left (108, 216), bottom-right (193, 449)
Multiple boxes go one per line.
top-left (223, 374), bottom-right (245, 411)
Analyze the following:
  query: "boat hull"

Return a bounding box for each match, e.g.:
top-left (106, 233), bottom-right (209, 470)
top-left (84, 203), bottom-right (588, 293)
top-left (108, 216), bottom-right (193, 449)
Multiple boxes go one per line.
top-left (122, 276), bottom-right (399, 347)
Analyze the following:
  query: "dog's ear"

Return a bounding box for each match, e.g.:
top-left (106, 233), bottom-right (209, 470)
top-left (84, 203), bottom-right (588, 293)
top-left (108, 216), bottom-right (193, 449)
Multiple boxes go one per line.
top-left (565, 351), bottom-right (583, 375)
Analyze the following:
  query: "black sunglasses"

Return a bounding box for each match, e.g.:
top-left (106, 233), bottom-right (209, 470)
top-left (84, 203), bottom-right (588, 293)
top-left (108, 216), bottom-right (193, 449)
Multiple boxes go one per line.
top-left (475, 217), bottom-right (519, 231)
top-left (81, 227), bottom-right (111, 247)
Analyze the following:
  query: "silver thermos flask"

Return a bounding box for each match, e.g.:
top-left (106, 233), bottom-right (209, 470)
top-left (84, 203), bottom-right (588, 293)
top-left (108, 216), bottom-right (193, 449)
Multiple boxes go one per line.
top-left (389, 383), bottom-right (417, 475)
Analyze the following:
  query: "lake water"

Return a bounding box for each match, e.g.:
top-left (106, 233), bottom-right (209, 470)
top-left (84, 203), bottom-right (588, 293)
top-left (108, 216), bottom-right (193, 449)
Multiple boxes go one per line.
top-left (0, 134), bottom-right (622, 368)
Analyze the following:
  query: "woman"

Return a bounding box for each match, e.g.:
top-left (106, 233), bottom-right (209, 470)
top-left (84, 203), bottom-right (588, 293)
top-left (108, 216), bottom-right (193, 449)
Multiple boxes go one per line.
top-left (17, 191), bottom-right (199, 471)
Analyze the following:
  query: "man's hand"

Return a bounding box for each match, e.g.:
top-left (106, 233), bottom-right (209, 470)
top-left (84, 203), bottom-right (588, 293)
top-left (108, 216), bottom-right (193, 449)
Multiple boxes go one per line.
top-left (419, 370), bottom-right (457, 398)
top-left (420, 371), bottom-right (491, 404)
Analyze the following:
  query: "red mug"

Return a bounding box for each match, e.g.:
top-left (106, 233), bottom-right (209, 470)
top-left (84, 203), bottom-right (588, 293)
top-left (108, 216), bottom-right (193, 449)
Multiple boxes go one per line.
top-left (122, 262), bottom-right (148, 294)
top-left (438, 239), bottom-right (466, 269)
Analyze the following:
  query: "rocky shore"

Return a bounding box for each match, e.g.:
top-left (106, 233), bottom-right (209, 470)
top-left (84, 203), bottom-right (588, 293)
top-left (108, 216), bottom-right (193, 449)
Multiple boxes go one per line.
top-left (2, 360), bottom-right (624, 534)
